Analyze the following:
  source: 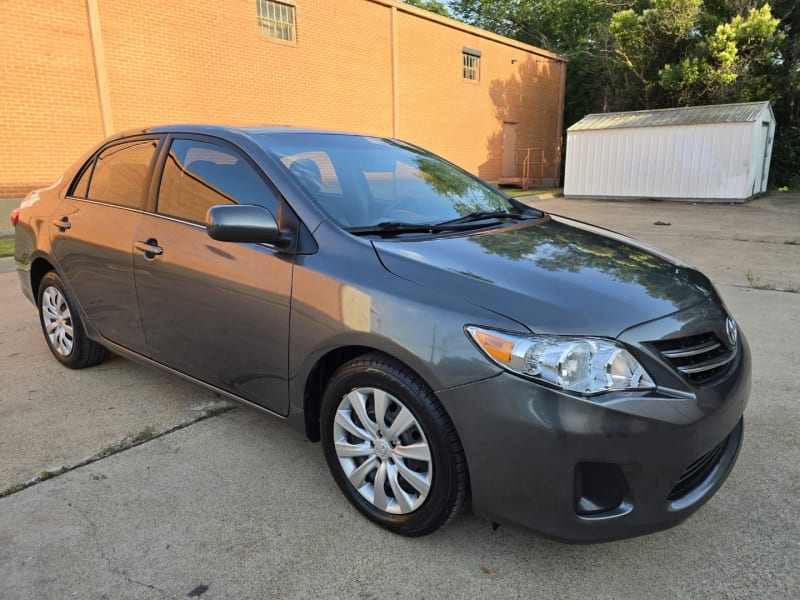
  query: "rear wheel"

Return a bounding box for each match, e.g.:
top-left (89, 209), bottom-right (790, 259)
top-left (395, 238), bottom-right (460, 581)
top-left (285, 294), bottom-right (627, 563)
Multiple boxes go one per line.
top-left (37, 271), bottom-right (109, 369)
top-left (320, 353), bottom-right (468, 536)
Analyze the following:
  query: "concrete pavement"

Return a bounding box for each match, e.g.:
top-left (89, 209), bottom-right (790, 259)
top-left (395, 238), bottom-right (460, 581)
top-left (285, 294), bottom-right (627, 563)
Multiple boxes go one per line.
top-left (1, 194), bottom-right (798, 598)
top-left (0, 270), bottom-right (231, 492)
top-left (0, 257), bottom-right (14, 274)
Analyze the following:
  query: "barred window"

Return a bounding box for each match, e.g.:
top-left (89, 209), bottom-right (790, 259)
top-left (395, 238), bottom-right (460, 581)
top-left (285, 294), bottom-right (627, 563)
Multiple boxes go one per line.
top-left (257, 0), bottom-right (296, 42)
top-left (462, 48), bottom-right (481, 81)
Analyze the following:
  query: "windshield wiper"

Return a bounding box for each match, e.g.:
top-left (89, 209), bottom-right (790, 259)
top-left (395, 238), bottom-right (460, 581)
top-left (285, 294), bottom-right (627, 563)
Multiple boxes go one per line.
top-left (346, 221), bottom-right (455, 236)
top-left (347, 210), bottom-right (542, 237)
top-left (433, 210), bottom-right (538, 227)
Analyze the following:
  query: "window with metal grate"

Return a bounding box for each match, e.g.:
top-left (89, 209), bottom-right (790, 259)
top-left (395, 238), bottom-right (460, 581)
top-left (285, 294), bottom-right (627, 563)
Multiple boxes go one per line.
top-left (257, 0), bottom-right (296, 42)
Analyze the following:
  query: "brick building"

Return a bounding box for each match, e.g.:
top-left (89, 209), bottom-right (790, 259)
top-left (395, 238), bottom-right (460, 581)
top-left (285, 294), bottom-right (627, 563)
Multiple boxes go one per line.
top-left (0, 0), bottom-right (566, 198)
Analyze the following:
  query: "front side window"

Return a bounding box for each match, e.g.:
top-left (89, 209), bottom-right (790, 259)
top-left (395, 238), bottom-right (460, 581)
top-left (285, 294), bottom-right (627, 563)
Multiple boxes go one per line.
top-left (257, 0), bottom-right (296, 42)
top-left (86, 139), bottom-right (158, 209)
top-left (157, 139), bottom-right (278, 223)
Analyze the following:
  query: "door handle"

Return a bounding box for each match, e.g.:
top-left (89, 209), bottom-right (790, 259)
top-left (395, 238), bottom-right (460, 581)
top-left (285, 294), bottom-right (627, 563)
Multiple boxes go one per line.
top-left (134, 239), bottom-right (163, 259)
top-left (52, 217), bottom-right (71, 232)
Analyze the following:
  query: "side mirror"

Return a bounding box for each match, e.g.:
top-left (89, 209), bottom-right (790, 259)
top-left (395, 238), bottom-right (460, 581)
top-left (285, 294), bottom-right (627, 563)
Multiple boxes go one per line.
top-left (205, 204), bottom-right (287, 245)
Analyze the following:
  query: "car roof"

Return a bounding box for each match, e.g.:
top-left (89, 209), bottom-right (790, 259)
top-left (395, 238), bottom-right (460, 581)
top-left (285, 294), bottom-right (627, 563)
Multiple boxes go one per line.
top-left (114, 124), bottom-right (372, 140)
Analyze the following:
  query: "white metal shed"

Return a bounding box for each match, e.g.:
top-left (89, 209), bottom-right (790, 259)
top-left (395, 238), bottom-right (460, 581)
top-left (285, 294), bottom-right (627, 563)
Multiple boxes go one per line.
top-left (564, 102), bottom-right (775, 202)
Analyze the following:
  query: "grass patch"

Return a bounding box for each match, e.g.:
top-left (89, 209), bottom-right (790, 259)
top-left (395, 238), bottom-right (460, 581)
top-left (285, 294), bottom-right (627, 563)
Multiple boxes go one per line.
top-left (0, 482), bottom-right (25, 498)
top-left (0, 238), bottom-right (14, 258)
top-left (501, 188), bottom-right (538, 198)
top-left (202, 405), bottom-right (234, 418)
top-left (131, 425), bottom-right (156, 443)
top-left (500, 188), bottom-right (559, 199)
top-left (96, 443), bottom-right (124, 460)
top-left (785, 240), bottom-right (800, 246)
top-left (38, 467), bottom-right (68, 481)
top-left (745, 270), bottom-right (776, 290)
top-left (96, 424), bottom-right (158, 457)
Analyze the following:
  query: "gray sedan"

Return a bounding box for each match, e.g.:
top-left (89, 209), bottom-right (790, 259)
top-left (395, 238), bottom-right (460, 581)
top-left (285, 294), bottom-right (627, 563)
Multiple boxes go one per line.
top-left (12, 126), bottom-right (749, 541)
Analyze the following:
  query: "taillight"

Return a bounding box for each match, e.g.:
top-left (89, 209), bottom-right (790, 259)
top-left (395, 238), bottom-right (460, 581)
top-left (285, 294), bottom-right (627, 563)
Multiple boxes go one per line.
top-left (10, 208), bottom-right (19, 227)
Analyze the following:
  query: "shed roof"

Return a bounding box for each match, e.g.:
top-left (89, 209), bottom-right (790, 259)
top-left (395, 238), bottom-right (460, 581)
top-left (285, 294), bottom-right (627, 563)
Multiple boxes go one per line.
top-left (568, 101), bottom-right (771, 132)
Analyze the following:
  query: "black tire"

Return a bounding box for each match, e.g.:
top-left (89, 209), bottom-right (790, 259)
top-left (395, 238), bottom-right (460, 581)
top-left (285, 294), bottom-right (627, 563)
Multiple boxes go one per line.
top-left (37, 271), bottom-right (110, 369)
top-left (320, 353), bottom-right (468, 536)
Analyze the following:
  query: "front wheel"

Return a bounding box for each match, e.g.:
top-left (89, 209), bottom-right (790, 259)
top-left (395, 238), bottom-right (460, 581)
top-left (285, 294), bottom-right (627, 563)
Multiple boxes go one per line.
top-left (37, 271), bottom-right (109, 369)
top-left (320, 354), bottom-right (468, 536)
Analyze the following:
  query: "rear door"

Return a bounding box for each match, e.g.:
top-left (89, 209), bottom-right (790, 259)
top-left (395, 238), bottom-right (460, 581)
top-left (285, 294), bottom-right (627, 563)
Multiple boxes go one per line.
top-left (50, 137), bottom-right (159, 352)
top-left (132, 136), bottom-right (293, 416)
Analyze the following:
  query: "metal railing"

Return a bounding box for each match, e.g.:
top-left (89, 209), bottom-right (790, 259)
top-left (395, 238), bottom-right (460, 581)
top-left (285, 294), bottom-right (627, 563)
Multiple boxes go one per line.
top-left (516, 148), bottom-right (544, 189)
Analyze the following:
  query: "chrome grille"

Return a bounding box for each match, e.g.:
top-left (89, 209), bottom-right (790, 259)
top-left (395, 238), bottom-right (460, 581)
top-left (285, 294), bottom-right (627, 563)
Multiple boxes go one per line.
top-left (651, 332), bottom-right (735, 385)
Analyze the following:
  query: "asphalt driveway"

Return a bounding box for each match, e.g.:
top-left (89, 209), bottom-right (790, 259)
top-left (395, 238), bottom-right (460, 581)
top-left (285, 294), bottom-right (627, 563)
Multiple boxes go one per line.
top-left (1, 193), bottom-right (798, 598)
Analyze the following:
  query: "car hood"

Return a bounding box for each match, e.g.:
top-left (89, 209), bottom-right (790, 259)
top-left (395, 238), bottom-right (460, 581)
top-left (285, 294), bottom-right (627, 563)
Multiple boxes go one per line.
top-left (373, 215), bottom-right (714, 337)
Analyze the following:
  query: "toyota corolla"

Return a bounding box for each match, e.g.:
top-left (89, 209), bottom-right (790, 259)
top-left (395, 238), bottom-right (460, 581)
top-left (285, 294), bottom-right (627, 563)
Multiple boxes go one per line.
top-left (12, 126), bottom-right (750, 541)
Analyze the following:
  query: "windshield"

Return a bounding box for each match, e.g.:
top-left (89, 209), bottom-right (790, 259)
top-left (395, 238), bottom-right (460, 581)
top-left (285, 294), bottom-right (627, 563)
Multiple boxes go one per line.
top-left (256, 133), bottom-right (519, 229)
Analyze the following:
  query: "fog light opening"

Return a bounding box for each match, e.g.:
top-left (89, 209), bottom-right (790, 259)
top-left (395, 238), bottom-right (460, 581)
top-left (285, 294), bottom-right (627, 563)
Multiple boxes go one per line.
top-left (574, 462), bottom-right (627, 516)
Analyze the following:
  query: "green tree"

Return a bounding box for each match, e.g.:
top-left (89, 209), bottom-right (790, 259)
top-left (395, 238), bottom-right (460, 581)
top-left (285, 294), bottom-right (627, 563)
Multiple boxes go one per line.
top-left (606, 0), bottom-right (706, 107)
top-left (657, 4), bottom-right (783, 104)
top-left (765, 0), bottom-right (800, 188)
top-left (401, 0), bottom-right (451, 17)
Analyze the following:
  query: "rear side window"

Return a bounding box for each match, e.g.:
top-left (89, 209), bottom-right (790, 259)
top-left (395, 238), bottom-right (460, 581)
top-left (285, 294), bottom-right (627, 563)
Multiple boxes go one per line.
top-left (87, 139), bottom-right (158, 209)
top-left (71, 164), bottom-right (92, 198)
top-left (157, 139), bottom-right (279, 223)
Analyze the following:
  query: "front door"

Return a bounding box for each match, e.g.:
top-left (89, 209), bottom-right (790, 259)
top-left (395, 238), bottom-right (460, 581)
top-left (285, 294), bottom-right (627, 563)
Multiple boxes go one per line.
top-left (133, 137), bottom-right (293, 416)
top-left (502, 122), bottom-right (517, 178)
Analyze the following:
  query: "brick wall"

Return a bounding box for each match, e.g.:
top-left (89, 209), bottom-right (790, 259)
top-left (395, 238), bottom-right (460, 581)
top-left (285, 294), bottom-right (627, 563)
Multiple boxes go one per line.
top-left (1, 0), bottom-right (565, 198)
top-left (395, 9), bottom-right (565, 181)
top-left (0, 1), bottom-right (105, 197)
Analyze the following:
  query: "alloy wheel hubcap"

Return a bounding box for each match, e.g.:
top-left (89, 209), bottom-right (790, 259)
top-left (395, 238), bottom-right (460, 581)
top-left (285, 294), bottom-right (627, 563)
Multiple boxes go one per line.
top-left (333, 387), bottom-right (432, 514)
top-left (41, 286), bottom-right (74, 357)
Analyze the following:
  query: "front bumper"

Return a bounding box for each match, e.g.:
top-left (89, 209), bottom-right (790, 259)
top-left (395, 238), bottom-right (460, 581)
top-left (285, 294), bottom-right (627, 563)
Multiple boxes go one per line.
top-left (437, 334), bottom-right (750, 542)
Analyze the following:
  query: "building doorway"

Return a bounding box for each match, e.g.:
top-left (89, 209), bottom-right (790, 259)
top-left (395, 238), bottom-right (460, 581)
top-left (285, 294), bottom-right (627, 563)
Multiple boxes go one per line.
top-left (502, 122), bottom-right (517, 179)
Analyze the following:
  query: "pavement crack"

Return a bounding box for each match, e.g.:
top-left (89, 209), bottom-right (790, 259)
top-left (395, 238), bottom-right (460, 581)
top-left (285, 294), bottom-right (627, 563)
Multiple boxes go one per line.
top-left (0, 403), bottom-right (236, 499)
top-left (720, 282), bottom-right (799, 294)
top-left (64, 496), bottom-right (168, 598)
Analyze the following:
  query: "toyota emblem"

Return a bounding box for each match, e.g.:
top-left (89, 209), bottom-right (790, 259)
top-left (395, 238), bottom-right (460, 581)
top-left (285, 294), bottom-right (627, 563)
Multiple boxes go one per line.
top-left (726, 317), bottom-right (738, 347)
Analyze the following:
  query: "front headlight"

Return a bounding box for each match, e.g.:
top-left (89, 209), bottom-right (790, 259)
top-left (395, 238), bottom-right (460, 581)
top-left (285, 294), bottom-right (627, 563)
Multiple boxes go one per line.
top-left (466, 326), bottom-right (655, 395)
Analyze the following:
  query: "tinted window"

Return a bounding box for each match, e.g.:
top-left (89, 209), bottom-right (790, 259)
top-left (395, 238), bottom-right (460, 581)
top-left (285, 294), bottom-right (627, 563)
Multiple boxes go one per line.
top-left (70, 163), bottom-right (93, 198)
top-left (87, 139), bottom-right (158, 209)
top-left (157, 139), bottom-right (278, 223)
